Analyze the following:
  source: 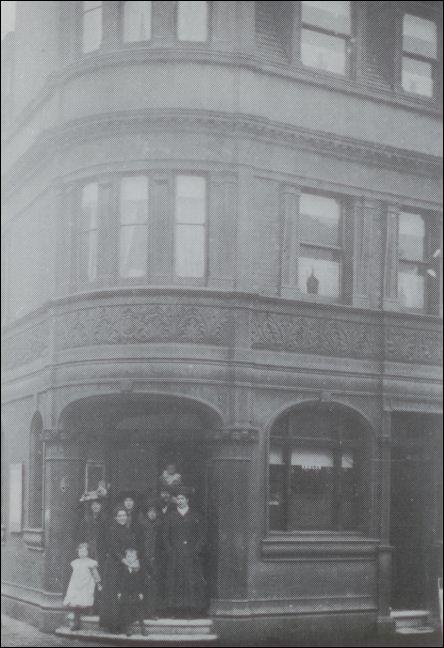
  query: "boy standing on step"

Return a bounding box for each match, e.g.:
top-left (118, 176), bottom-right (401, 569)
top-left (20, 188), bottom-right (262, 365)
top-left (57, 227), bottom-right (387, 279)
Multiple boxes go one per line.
top-left (117, 547), bottom-right (147, 637)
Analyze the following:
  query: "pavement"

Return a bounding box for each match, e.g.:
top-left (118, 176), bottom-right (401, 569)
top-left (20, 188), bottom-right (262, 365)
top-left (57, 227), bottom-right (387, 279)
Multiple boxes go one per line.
top-left (1, 614), bottom-right (443, 647)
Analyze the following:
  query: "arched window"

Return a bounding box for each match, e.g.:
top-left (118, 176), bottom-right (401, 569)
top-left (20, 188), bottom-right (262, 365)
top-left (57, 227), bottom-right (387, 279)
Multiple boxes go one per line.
top-left (123, 1), bottom-right (152, 43)
top-left (82, 1), bottom-right (103, 53)
top-left (269, 404), bottom-right (370, 532)
top-left (29, 414), bottom-right (44, 529)
top-left (177, 1), bottom-right (209, 42)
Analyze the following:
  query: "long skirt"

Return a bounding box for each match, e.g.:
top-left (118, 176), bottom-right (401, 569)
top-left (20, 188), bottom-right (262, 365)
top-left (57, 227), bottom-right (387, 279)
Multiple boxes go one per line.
top-left (99, 557), bottom-right (121, 631)
top-left (166, 545), bottom-right (206, 610)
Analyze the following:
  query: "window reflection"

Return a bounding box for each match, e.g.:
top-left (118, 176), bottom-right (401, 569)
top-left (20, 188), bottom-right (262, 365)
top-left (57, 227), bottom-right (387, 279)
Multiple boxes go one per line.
top-left (80, 183), bottom-right (99, 283)
top-left (301, 1), bottom-right (351, 75)
top-left (402, 14), bottom-right (437, 97)
top-left (398, 212), bottom-right (427, 310)
top-left (175, 176), bottom-right (207, 278)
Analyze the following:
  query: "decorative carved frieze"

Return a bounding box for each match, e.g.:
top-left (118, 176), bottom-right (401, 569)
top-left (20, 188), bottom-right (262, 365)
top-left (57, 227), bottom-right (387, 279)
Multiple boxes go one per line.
top-left (251, 312), bottom-right (381, 360)
top-left (1, 321), bottom-right (50, 371)
top-left (385, 326), bottom-right (443, 365)
top-left (57, 305), bottom-right (232, 349)
top-left (210, 426), bottom-right (260, 443)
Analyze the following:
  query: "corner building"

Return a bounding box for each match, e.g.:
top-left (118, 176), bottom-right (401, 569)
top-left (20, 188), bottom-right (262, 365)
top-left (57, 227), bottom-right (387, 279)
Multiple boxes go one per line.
top-left (1, 2), bottom-right (443, 643)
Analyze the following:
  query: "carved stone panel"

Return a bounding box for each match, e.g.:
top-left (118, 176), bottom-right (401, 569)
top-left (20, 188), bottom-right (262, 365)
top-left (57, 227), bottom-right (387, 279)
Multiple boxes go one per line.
top-left (57, 304), bottom-right (232, 349)
top-left (2, 321), bottom-right (50, 371)
top-left (385, 326), bottom-right (443, 365)
top-left (251, 312), bottom-right (381, 360)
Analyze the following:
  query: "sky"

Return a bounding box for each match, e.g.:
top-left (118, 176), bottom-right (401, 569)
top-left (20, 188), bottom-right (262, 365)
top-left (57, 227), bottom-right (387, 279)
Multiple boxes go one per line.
top-left (1, 1), bottom-right (16, 40)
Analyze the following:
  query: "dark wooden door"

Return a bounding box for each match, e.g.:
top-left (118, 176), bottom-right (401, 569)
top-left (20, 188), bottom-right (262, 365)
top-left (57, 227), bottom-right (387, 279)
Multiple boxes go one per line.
top-left (390, 449), bottom-right (434, 609)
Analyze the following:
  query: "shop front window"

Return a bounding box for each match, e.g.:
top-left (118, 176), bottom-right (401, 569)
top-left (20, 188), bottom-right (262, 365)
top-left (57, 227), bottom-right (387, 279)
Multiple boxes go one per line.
top-left (269, 407), bottom-right (365, 532)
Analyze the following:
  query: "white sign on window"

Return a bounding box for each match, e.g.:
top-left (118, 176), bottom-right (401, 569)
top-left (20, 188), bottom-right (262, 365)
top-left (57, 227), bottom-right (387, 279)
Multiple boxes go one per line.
top-left (9, 463), bottom-right (23, 533)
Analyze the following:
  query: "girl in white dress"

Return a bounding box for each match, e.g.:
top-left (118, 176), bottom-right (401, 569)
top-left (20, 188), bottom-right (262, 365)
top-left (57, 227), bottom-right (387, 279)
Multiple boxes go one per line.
top-left (64, 542), bottom-right (102, 631)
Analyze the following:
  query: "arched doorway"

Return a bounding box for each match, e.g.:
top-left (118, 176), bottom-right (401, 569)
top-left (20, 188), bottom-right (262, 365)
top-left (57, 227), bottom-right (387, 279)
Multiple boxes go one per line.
top-left (59, 393), bottom-right (223, 608)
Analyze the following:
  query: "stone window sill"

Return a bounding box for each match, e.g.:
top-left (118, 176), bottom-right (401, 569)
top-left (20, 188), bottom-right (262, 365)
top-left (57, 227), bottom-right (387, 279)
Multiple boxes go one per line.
top-left (261, 534), bottom-right (380, 560)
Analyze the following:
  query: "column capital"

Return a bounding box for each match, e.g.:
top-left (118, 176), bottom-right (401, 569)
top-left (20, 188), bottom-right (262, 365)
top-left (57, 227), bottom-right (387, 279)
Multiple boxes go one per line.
top-left (210, 425), bottom-right (260, 444)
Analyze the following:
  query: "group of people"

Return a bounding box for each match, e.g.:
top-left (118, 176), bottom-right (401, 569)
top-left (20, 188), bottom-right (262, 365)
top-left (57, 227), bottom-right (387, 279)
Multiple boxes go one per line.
top-left (64, 464), bottom-right (207, 637)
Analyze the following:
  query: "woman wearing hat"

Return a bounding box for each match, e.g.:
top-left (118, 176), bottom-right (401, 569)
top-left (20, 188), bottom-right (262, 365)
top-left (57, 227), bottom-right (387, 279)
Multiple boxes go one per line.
top-left (163, 487), bottom-right (207, 618)
top-left (76, 495), bottom-right (108, 580)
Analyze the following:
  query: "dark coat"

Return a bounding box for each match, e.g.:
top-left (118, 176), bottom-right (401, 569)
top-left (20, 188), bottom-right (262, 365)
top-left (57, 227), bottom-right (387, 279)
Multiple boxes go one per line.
top-left (99, 521), bottom-right (137, 630)
top-left (163, 508), bottom-right (207, 610)
top-left (138, 515), bottom-right (161, 615)
top-left (118, 564), bottom-right (144, 596)
top-left (76, 511), bottom-right (108, 575)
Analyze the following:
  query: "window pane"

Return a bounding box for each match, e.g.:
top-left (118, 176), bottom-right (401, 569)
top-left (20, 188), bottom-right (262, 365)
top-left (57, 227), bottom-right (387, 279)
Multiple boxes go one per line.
top-left (399, 264), bottom-right (425, 310)
top-left (399, 212), bottom-right (425, 261)
top-left (81, 183), bottom-right (99, 230)
top-left (176, 176), bottom-right (206, 224)
top-left (175, 224), bottom-right (205, 277)
top-left (120, 176), bottom-right (149, 225)
top-left (123, 1), bottom-right (152, 42)
top-left (300, 193), bottom-right (341, 246)
top-left (82, 2), bottom-right (102, 53)
top-left (302, 1), bottom-right (351, 35)
top-left (120, 226), bottom-right (148, 278)
top-left (299, 251), bottom-right (341, 298)
top-left (177, 1), bottom-right (208, 42)
top-left (288, 451), bottom-right (335, 530)
top-left (301, 29), bottom-right (347, 75)
top-left (403, 14), bottom-right (438, 59)
top-left (79, 231), bottom-right (98, 283)
top-left (341, 450), bottom-right (356, 530)
top-left (402, 57), bottom-right (433, 97)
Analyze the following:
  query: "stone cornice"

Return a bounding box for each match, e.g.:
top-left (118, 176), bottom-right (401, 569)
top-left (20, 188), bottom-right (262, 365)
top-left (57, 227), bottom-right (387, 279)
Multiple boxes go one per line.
top-left (3, 109), bottom-right (442, 196)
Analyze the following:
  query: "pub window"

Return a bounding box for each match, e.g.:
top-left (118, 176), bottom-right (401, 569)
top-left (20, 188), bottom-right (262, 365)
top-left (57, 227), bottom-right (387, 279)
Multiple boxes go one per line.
top-left (402, 13), bottom-right (438, 98)
top-left (78, 182), bottom-right (99, 284)
top-left (174, 176), bottom-right (207, 278)
top-left (119, 176), bottom-right (149, 278)
top-left (298, 193), bottom-right (343, 300)
top-left (177, 1), bottom-right (209, 42)
top-left (301, 1), bottom-right (352, 75)
top-left (398, 211), bottom-right (428, 311)
top-left (269, 407), bottom-right (366, 532)
top-left (82, 1), bottom-right (103, 53)
top-left (29, 414), bottom-right (44, 529)
top-left (123, 1), bottom-right (152, 43)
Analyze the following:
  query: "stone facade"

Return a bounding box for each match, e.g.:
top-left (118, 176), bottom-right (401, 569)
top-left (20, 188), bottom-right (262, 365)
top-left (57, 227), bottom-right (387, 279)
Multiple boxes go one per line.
top-left (1, 2), bottom-right (442, 643)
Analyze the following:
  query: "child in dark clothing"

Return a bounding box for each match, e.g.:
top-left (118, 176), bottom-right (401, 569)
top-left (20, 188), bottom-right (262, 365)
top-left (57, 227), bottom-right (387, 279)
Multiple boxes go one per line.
top-left (117, 548), bottom-right (147, 637)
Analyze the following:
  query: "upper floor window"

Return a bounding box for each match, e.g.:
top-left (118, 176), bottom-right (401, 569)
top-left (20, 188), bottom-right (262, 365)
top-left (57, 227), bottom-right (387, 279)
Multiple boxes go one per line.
top-left (119, 176), bottom-right (149, 278)
top-left (298, 193), bottom-right (343, 300)
top-left (301, 1), bottom-right (352, 75)
top-left (175, 176), bottom-right (207, 278)
top-left (82, 1), bottom-right (103, 53)
top-left (79, 183), bottom-right (99, 283)
top-left (123, 1), bottom-right (152, 43)
top-left (398, 211), bottom-right (428, 310)
top-left (177, 1), bottom-right (209, 42)
top-left (269, 406), bottom-right (368, 533)
top-left (402, 13), bottom-right (438, 98)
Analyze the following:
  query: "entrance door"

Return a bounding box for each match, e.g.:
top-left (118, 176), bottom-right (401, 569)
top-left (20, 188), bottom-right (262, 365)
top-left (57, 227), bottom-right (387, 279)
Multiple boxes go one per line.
top-left (390, 416), bottom-right (435, 610)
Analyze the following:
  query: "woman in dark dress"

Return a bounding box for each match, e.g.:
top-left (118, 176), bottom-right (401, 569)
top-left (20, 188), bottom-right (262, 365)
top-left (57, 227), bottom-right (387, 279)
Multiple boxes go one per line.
top-left (99, 507), bottom-right (137, 633)
top-left (163, 489), bottom-right (207, 618)
top-left (138, 500), bottom-right (161, 618)
top-left (76, 498), bottom-right (108, 577)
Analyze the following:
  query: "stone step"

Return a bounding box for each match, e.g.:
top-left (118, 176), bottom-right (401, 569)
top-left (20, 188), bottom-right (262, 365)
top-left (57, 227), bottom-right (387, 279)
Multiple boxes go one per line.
top-left (77, 615), bottom-right (214, 635)
top-left (395, 626), bottom-right (436, 636)
top-left (56, 627), bottom-right (219, 645)
top-left (390, 610), bottom-right (432, 630)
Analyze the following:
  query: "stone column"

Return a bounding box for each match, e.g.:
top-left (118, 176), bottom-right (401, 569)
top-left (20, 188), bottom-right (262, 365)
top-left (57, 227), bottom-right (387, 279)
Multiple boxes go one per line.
top-left (383, 204), bottom-right (400, 311)
top-left (207, 426), bottom-right (258, 616)
top-left (43, 429), bottom-right (83, 594)
top-left (376, 412), bottom-right (395, 636)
